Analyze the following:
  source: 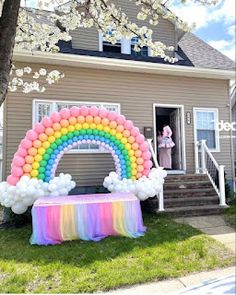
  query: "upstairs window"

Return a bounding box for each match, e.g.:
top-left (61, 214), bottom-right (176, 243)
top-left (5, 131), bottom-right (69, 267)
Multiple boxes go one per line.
top-left (102, 30), bottom-right (121, 53)
top-left (33, 100), bottom-right (120, 153)
top-left (131, 37), bottom-right (148, 57)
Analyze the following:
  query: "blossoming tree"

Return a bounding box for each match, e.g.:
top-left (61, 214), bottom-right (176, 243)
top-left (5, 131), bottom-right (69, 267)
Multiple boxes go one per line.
top-left (0, 0), bottom-right (217, 106)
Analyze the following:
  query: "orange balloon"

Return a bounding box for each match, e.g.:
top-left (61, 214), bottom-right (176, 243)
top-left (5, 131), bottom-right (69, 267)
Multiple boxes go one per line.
top-left (39, 133), bottom-right (48, 142)
top-left (137, 165), bottom-right (144, 172)
top-left (117, 125), bottom-right (124, 133)
top-left (60, 119), bottom-right (69, 128)
top-left (85, 115), bottom-right (93, 124)
top-left (102, 118), bottom-right (109, 126)
top-left (109, 121), bottom-right (117, 129)
top-left (23, 164), bottom-right (32, 173)
top-left (136, 157), bottom-right (144, 165)
top-left (136, 172), bottom-right (142, 179)
top-left (33, 140), bottom-right (42, 148)
top-left (123, 130), bottom-right (130, 138)
top-left (77, 116), bottom-right (85, 124)
top-left (45, 127), bottom-right (54, 136)
top-left (135, 150), bottom-right (142, 157)
top-left (94, 116), bottom-right (101, 124)
top-left (128, 136), bottom-right (135, 144)
top-left (23, 173), bottom-right (30, 177)
top-left (28, 147), bottom-right (37, 156)
top-left (25, 155), bottom-right (34, 164)
top-left (53, 123), bottom-right (61, 131)
top-left (132, 143), bottom-right (139, 150)
top-left (69, 117), bottom-right (77, 125)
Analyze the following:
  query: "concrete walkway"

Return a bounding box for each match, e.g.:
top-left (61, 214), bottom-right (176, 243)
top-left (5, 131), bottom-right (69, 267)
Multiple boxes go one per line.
top-left (174, 215), bottom-right (236, 254)
top-left (97, 266), bottom-right (235, 295)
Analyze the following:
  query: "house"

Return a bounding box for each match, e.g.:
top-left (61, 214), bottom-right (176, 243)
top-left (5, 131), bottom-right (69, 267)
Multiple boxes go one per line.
top-left (231, 83), bottom-right (236, 180)
top-left (2, 1), bottom-right (235, 214)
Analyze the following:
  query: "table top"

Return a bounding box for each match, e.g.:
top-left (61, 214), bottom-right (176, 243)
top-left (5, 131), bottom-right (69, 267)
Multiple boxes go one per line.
top-left (33, 192), bottom-right (138, 207)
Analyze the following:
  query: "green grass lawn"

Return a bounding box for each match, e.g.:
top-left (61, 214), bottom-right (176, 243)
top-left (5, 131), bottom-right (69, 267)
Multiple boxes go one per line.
top-left (0, 213), bottom-right (234, 293)
top-left (224, 204), bottom-right (236, 229)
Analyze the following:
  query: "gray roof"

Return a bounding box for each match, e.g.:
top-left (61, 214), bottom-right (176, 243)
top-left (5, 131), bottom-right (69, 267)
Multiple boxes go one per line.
top-left (179, 32), bottom-right (235, 71)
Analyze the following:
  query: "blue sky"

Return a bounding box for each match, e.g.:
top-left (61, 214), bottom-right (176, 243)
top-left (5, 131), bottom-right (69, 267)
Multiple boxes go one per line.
top-left (22, 0), bottom-right (235, 61)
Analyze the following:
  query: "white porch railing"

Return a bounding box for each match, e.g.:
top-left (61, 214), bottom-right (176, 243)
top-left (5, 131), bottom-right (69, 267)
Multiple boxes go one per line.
top-left (195, 140), bottom-right (227, 207)
top-left (147, 139), bottom-right (164, 212)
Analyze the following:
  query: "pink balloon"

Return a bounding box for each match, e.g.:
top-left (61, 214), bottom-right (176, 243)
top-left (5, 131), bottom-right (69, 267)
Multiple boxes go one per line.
top-left (41, 116), bottom-right (52, 128)
top-left (142, 151), bottom-right (151, 160)
top-left (89, 106), bottom-right (99, 117)
top-left (20, 139), bottom-right (32, 149)
top-left (51, 112), bottom-right (61, 123)
top-left (108, 111), bottom-right (117, 121)
top-left (130, 127), bottom-right (140, 137)
top-left (60, 108), bottom-right (70, 119)
top-left (13, 156), bottom-right (25, 167)
top-left (26, 130), bottom-right (38, 141)
top-left (11, 166), bottom-right (23, 177)
top-left (142, 169), bottom-right (150, 177)
top-left (139, 142), bottom-right (149, 152)
top-left (70, 106), bottom-right (80, 117)
top-left (143, 160), bottom-right (153, 169)
top-left (34, 123), bottom-right (45, 134)
top-left (136, 134), bottom-right (145, 144)
top-left (99, 108), bottom-right (108, 118)
top-left (116, 115), bottom-right (125, 125)
top-left (80, 106), bottom-right (89, 116)
top-left (17, 147), bottom-right (28, 157)
top-left (82, 139), bottom-right (86, 144)
top-left (124, 120), bottom-right (134, 130)
top-left (7, 175), bottom-right (19, 186)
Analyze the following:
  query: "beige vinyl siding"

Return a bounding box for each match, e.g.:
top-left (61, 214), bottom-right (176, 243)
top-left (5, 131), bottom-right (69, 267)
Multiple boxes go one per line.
top-left (4, 62), bottom-right (233, 186)
top-left (71, 0), bottom-right (176, 51)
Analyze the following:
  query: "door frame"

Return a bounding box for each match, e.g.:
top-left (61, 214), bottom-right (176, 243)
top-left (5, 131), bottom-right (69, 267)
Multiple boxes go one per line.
top-left (153, 103), bottom-right (187, 172)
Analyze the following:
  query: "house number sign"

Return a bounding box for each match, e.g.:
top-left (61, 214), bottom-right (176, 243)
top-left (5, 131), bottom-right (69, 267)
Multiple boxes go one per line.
top-left (186, 112), bottom-right (191, 125)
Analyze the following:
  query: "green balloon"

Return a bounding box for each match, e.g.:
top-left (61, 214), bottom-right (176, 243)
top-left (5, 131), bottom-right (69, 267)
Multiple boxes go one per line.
top-left (75, 130), bottom-right (80, 136)
top-left (93, 130), bottom-right (98, 135)
top-left (38, 173), bottom-right (45, 180)
top-left (81, 129), bottom-right (86, 135)
top-left (40, 160), bottom-right (47, 167)
top-left (43, 154), bottom-right (50, 161)
top-left (87, 129), bottom-right (92, 135)
top-left (39, 167), bottom-right (45, 173)
top-left (46, 148), bottom-right (53, 155)
top-left (61, 135), bottom-right (68, 142)
top-left (68, 132), bottom-right (73, 139)
top-left (51, 143), bottom-right (57, 150)
top-left (56, 139), bottom-right (63, 145)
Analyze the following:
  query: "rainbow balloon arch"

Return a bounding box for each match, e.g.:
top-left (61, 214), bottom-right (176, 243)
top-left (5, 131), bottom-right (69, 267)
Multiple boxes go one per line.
top-left (0, 106), bottom-right (167, 215)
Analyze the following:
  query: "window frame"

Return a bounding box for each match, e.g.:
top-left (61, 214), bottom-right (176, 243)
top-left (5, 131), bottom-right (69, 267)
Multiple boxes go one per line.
top-left (32, 99), bottom-right (121, 154)
top-left (193, 107), bottom-right (220, 152)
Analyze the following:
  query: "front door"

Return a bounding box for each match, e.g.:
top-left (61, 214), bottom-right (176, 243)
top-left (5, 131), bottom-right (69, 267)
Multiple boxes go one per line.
top-left (170, 109), bottom-right (182, 170)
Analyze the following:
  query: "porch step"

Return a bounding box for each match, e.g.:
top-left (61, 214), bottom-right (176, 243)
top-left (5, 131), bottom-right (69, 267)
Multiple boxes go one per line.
top-left (159, 204), bottom-right (226, 217)
top-left (163, 188), bottom-right (217, 199)
top-left (164, 180), bottom-right (212, 190)
top-left (164, 196), bottom-right (219, 207)
top-left (165, 174), bottom-right (208, 182)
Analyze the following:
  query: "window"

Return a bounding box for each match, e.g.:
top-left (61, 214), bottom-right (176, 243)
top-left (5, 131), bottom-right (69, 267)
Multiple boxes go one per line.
top-left (131, 37), bottom-right (148, 57)
top-left (194, 108), bottom-right (220, 151)
top-left (33, 100), bottom-right (120, 153)
top-left (102, 30), bottom-right (121, 53)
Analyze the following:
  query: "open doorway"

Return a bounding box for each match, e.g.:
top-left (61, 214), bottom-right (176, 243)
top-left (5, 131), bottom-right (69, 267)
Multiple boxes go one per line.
top-left (153, 104), bottom-right (186, 173)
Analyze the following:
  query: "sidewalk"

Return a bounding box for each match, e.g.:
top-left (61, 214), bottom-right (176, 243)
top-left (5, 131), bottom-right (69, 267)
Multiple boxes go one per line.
top-left (97, 266), bottom-right (235, 295)
top-left (174, 215), bottom-right (236, 254)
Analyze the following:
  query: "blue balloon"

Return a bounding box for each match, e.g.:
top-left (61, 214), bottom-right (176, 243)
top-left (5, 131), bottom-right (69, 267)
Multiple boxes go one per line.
top-left (84, 135), bottom-right (89, 140)
top-left (68, 139), bottom-right (73, 144)
top-left (51, 154), bottom-right (56, 159)
top-left (63, 142), bottom-right (67, 147)
top-left (90, 135), bottom-right (95, 140)
top-left (48, 159), bottom-right (54, 165)
top-left (95, 135), bottom-right (99, 141)
top-left (45, 171), bottom-right (51, 177)
top-left (45, 177), bottom-right (51, 183)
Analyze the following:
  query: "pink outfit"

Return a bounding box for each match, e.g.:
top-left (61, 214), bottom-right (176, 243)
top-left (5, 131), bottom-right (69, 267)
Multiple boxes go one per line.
top-left (158, 125), bottom-right (175, 169)
top-left (162, 125), bottom-right (172, 138)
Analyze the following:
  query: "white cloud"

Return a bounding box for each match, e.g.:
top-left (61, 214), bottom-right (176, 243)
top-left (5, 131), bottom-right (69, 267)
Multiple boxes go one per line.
top-left (208, 39), bottom-right (235, 60)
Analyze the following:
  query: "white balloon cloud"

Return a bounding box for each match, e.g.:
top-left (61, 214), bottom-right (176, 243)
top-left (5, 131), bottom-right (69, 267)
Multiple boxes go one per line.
top-left (103, 167), bottom-right (167, 201)
top-left (0, 173), bottom-right (76, 214)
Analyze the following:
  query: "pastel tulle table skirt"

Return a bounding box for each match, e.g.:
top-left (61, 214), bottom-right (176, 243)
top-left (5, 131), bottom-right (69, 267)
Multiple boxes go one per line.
top-left (30, 193), bottom-right (146, 245)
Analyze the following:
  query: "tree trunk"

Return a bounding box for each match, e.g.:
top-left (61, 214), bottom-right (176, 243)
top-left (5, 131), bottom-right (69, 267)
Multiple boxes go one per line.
top-left (0, 0), bottom-right (21, 106)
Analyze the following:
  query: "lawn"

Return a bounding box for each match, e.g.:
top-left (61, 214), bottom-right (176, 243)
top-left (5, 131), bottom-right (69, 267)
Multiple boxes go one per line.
top-left (0, 213), bottom-right (234, 293)
top-left (224, 204), bottom-right (236, 229)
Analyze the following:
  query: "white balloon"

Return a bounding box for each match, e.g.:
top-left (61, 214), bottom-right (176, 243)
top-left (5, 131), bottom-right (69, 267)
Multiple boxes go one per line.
top-left (11, 203), bottom-right (28, 214)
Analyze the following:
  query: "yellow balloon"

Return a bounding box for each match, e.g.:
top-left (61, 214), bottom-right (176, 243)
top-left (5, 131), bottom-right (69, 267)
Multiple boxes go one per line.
top-left (54, 131), bottom-right (61, 139)
top-left (131, 156), bottom-right (136, 163)
top-left (32, 162), bottom-right (40, 170)
top-left (90, 123), bottom-right (96, 129)
top-left (103, 126), bottom-right (110, 133)
top-left (97, 124), bottom-right (103, 130)
top-left (38, 147), bottom-right (46, 155)
top-left (48, 136), bottom-right (55, 143)
top-left (34, 154), bottom-right (43, 162)
top-left (125, 143), bottom-right (132, 150)
top-left (128, 150), bottom-right (135, 157)
top-left (116, 133), bottom-right (123, 140)
top-left (131, 176), bottom-right (136, 180)
top-left (121, 138), bottom-right (128, 144)
top-left (131, 162), bottom-right (137, 169)
top-left (42, 141), bottom-right (50, 149)
top-left (131, 169), bottom-right (137, 176)
top-left (83, 122), bottom-right (89, 129)
top-left (61, 127), bottom-right (68, 135)
top-left (31, 169), bottom-right (39, 177)
top-left (68, 125), bottom-right (75, 132)
top-left (110, 129), bottom-right (116, 136)
top-left (75, 123), bottom-right (82, 130)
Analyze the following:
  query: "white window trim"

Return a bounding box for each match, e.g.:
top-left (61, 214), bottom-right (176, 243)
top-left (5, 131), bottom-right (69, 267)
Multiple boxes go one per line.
top-left (193, 107), bottom-right (220, 152)
top-left (32, 99), bottom-right (121, 154)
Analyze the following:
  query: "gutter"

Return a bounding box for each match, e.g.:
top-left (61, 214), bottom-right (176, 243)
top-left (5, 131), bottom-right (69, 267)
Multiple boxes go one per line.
top-left (13, 50), bottom-right (235, 80)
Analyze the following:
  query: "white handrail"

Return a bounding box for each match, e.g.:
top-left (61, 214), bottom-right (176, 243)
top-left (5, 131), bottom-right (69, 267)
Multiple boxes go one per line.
top-left (197, 140), bottom-right (227, 207)
top-left (147, 139), bottom-right (164, 212)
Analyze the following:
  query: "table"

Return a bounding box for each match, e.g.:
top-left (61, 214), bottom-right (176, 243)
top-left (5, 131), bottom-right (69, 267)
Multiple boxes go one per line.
top-left (30, 193), bottom-right (146, 245)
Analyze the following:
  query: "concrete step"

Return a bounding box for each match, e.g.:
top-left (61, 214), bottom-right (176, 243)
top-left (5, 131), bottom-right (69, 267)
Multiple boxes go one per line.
top-left (164, 188), bottom-right (217, 199)
top-left (165, 174), bottom-right (208, 182)
top-left (164, 180), bottom-right (212, 190)
top-left (164, 196), bottom-right (219, 208)
top-left (157, 204), bottom-right (226, 217)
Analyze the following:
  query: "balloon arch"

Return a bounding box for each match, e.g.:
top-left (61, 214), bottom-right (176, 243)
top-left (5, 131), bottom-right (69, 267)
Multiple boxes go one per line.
top-left (8, 106), bottom-right (152, 186)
